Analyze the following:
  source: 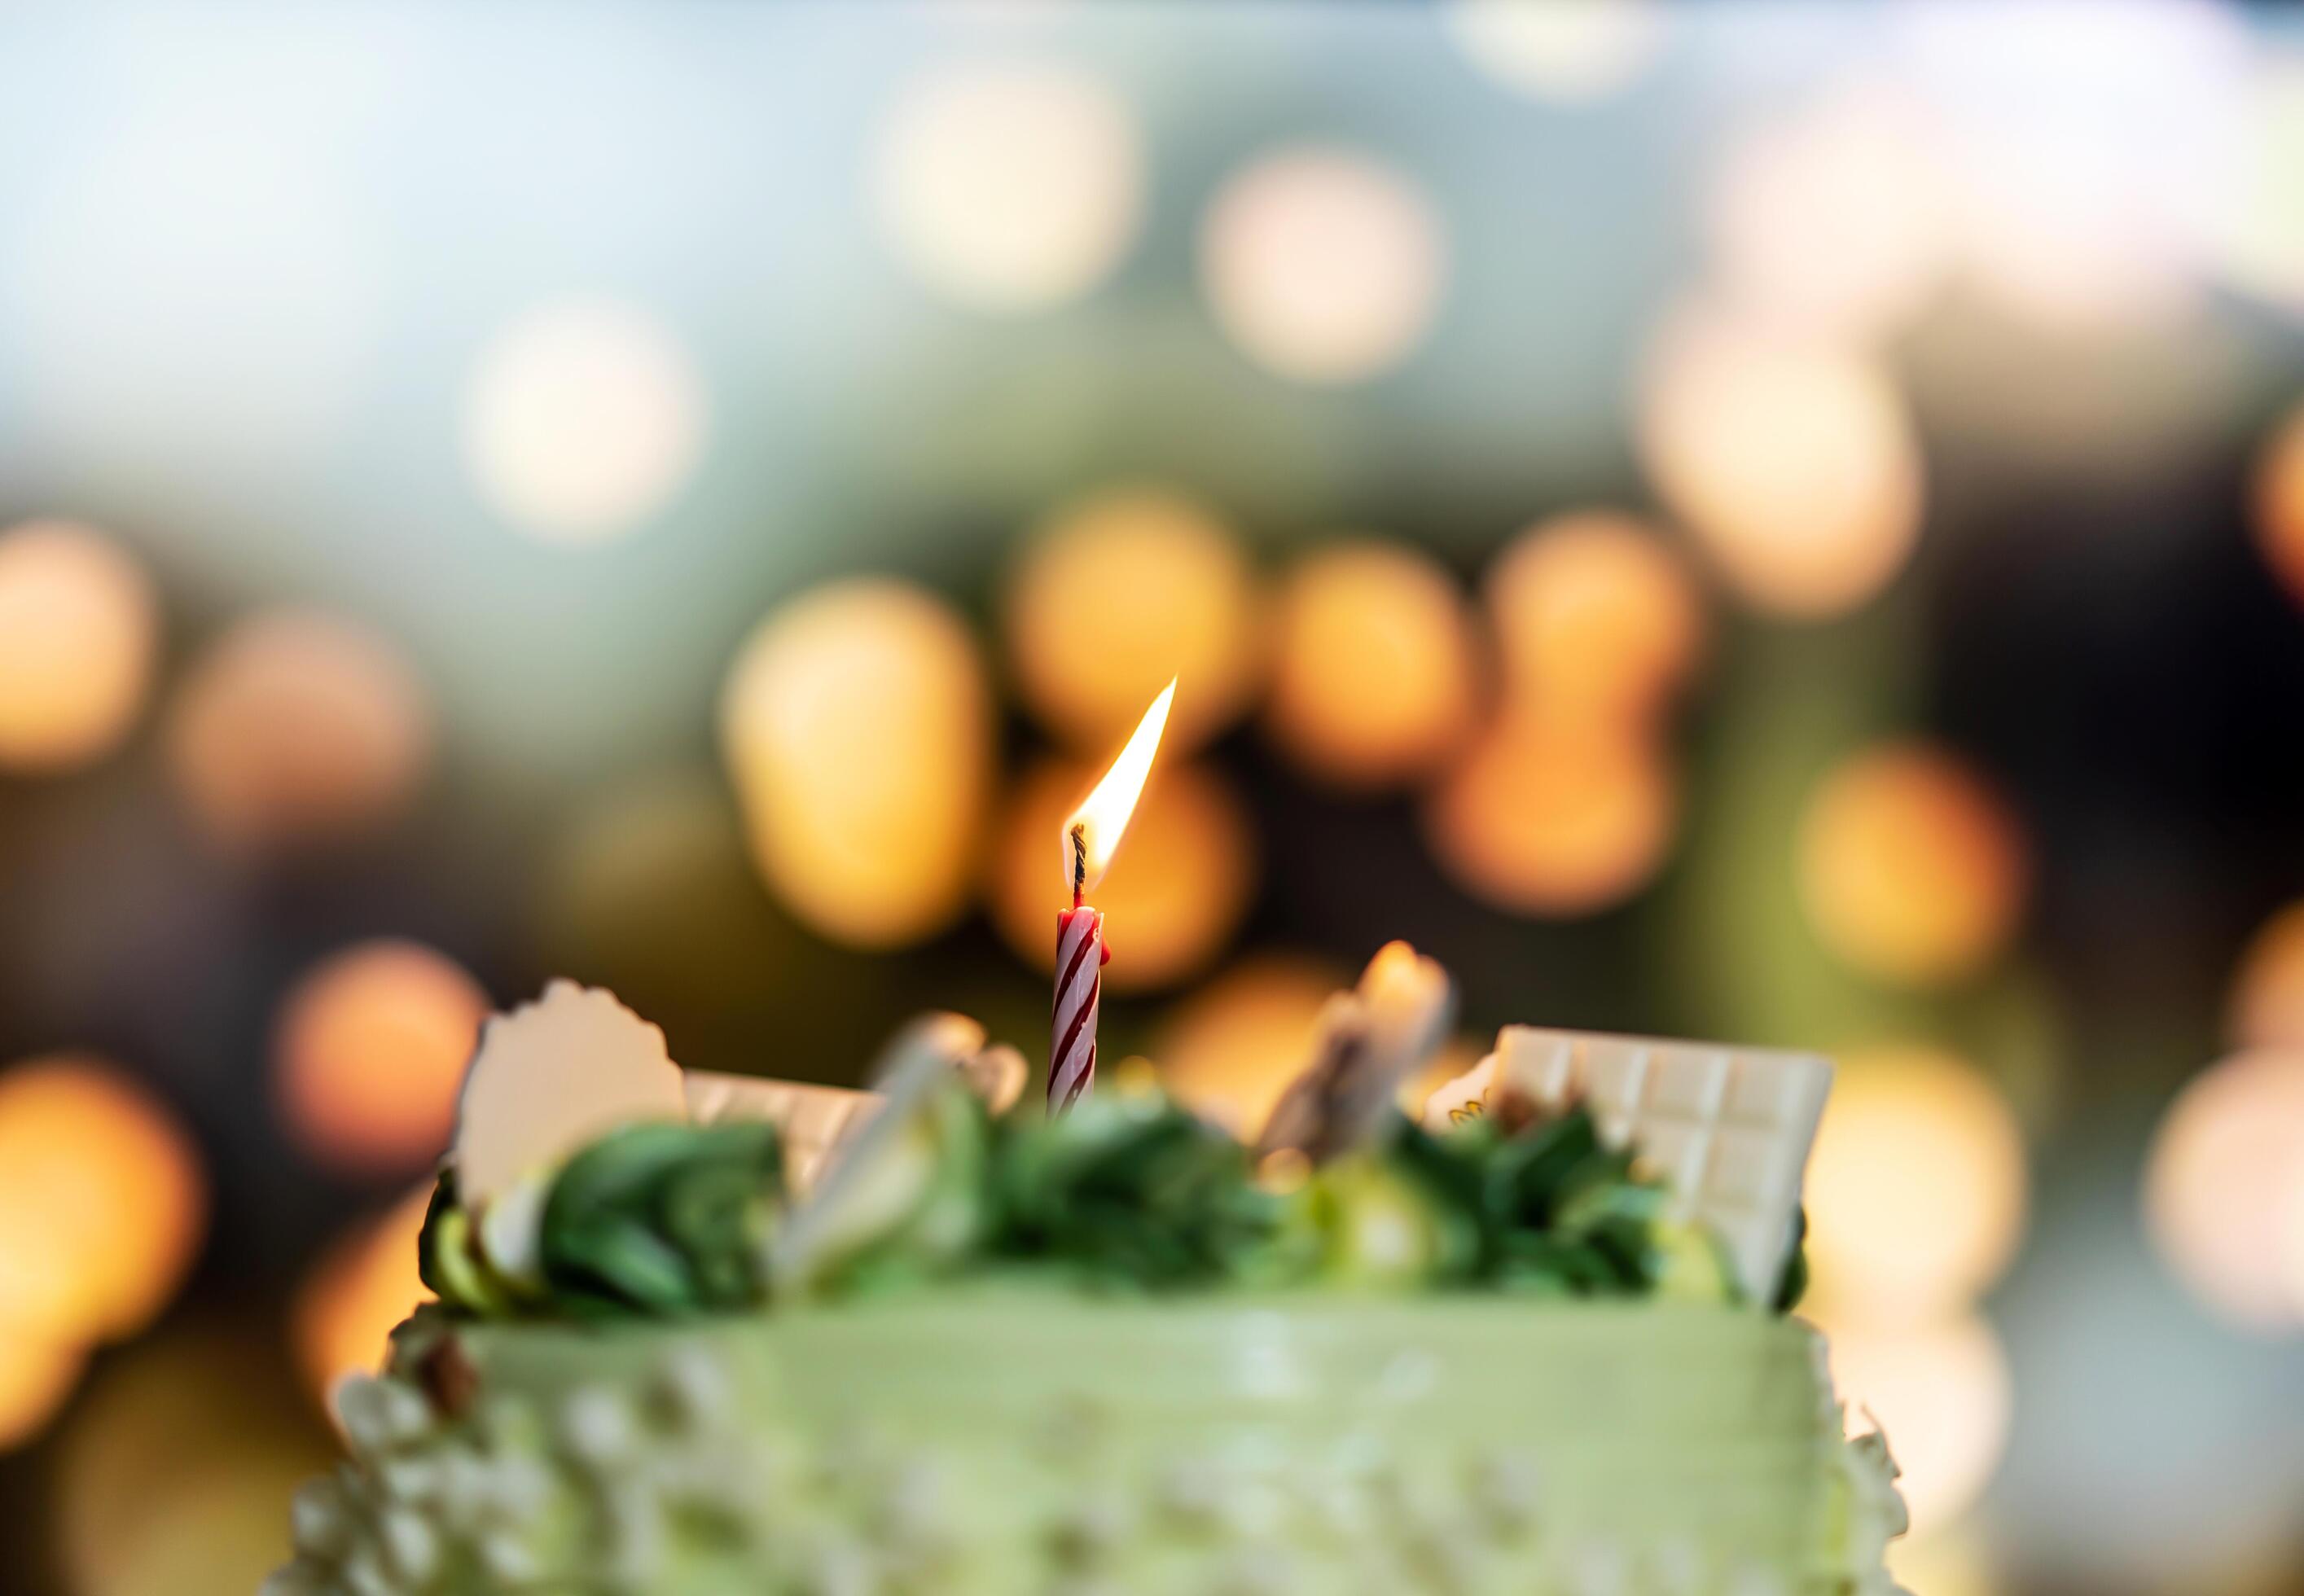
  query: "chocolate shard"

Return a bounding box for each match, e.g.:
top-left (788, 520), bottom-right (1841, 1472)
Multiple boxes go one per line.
top-left (1256, 942), bottom-right (1456, 1164)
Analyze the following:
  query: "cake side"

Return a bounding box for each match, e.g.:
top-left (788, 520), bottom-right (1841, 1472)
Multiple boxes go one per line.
top-left (274, 1296), bottom-right (1905, 1595)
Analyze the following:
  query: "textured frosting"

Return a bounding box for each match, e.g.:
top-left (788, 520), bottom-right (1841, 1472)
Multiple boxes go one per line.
top-left (269, 1295), bottom-right (1908, 1594)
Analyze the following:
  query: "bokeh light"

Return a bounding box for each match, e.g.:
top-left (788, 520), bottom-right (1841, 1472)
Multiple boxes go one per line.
top-left (14, 118), bottom-right (380, 471)
top-left (1894, 0), bottom-right (2245, 335)
top-left (1638, 302), bottom-right (1924, 619)
top-left (1483, 511), bottom-right (1704, 721)
top-left (291, 1185), bottom-right (433, 1406)
top-left (874, 60), bottom-right (1143, 314)
top-left (0, 1325), bottom-right (83, 1454)
top-left (58, 1327), bottom-right (329, 1596)
top-left (2250, 399), bottom-right (2304, 611)
top-left (274, 940), bottom-right (490, 1177)
top-left (165, 607), bottom-right (432, 855)
top-left (1706, 81), bottom-right (1954, 340)
top-left (1200, 146), bottom-right (1446, 385)
top-left (1151, 954), bottom-right (1350, 1137)
top-left (1424, 709), bottom-right (1676, 917)
top-left (990, 758), bottom-right (1257, 994)
top-left (81, 1458), bottom-right (318, 1596)
top-left (1956, 191), bottom-right (2198, 337)
top-left (1886, 1528), bottom-right (1999, 1596)
top-left (0, 1057), bottom-right (206, 1344)
top-left (1264, 540), bottom-right (1481, 791)
top-left (1442, 0), bottom-right (1666, 106)
top-left (1824, 1311), bottom-right (2014, 1535)
top-left (2144, 1049), bottom-right (2304, 1334)
top-left (0, 520), bottom-right (160, 774)
top-left (463, 295), bottom-right (708, 545)
top-left (1907, 276), bottom-right (2244, 484)
top-left (1004, 488), bottom-right (1264, 754)
top-left (1798, 743), bottom-right (2029, 988)
top-left (2284, 1163), bottom-right (2304, 1325)
top-left (721, 580), bottom-right (994, 948)
top-left (1889, 11), bottom-right (2175, 328)
top-left (2227, 898), bottom-right (2304, 1049)
top-left (2214, 55), bottom-right (2304, 316)
top-left (1805, 1046), bottom-right (2029, 1325)
top-left (538, 768), bottom-right (814, 1028)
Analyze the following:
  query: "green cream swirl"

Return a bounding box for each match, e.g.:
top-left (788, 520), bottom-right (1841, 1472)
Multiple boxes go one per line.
top-left (420, 1082), bottom-right (1788, 1324)
top-left (268, 1295), bottom-right (1905, 1595)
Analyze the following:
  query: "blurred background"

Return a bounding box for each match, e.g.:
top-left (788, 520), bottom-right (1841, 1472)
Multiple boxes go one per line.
top-left (0, 1), bottom-right (2302, 1590)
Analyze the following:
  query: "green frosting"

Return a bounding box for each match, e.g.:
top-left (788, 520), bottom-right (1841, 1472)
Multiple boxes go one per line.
top-left (269, 1296), bottom-right (1907, 1595)
top-left (419, 1081), bottom-right (1783, 1324)
top-left (542, 1121), bottom-right (783, 1315)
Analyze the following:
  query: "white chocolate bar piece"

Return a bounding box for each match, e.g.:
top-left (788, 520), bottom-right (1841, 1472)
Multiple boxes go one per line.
top-left (1431, 1027), bottom-right (1832, 1304)
top-left (684, 1072), bottom-right (882, 1193)
top-left (454, 981), bottom-right (688, 1209)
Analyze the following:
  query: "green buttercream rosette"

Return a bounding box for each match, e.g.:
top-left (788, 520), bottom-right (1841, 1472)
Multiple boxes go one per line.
top-left (1287, 1123), bottom-right (1484, 1290)
top-left (987, 1088), bottom-right (1288, 1289)
top-left (411, 1076), bottom-right (1781, 1321)
top-left (537, 1120), bottom-right (785, 1315)
top-left (1294, 1105), bottom-right (1736, 1301)
top-left (1483, 1107), bottom-right (1740, 1304)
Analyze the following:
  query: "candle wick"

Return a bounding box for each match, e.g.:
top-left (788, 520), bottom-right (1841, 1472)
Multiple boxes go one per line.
top-left (1069, 822), bottom-right (1086, 908)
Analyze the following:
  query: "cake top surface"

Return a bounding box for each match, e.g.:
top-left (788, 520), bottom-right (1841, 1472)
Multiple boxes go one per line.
top-left (415, 952), bottom-right (1827, 1330)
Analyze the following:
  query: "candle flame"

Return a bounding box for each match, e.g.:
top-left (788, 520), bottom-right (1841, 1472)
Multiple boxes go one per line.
top-left (1064, 679), bottom-right (1175, 897)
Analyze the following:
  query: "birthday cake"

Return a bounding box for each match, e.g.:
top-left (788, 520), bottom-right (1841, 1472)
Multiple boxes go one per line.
top-left (267, 957), bottom-right (1910, 1595)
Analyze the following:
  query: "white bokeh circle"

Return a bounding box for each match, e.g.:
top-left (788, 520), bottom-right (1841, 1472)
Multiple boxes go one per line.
top-left (463, 296), bottom-right (709, 546)
top-left (1200, 147), bottom-right (1446, 386)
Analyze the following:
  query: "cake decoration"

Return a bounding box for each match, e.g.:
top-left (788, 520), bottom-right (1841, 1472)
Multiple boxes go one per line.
top-left (682, 1073), bottom-right (876, 1191)
top-left (1257, 939), bottom-right (1455, 1166)
top-left (289, 949), bottom-right (1913, 1594)
top-left (450, 980), bottom-right (685, 1211)
top-left (956, 1041), bottom-right (1028, 1116)
top-left (683, 1038), bottom-right (1028, 1191)
top-left (412, 950), bottom-right (1770, 1320)
top-left (768, 1011), bottom-right (990, 1294)
top-left (1422, 1027), bottom-right (1831, 1303)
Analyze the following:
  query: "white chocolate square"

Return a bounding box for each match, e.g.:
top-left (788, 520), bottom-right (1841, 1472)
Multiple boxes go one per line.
top-left (1636, 1121), bottom-right (1706, 1195)
top-left (683, 1072), bottom-right (880, 1193)
top-left (453, 980), bottom-right (688, 1209)
top-left (1485, 1027), bottom-right (1832, 1304)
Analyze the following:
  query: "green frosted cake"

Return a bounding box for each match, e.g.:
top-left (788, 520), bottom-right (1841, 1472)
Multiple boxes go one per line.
top-left (268, 965), bottom-right (1910, 1595)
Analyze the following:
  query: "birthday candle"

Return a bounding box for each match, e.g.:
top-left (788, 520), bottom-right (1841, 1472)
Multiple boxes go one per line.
top-left (1050, 897), bottom-right (1106, 1116)
top-left (1049, 681), bottom-right (1174, 1116)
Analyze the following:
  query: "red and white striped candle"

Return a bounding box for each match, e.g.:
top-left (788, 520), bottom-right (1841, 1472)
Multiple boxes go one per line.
top-left (1050, 899), bottom-right (1107, 1115)
top-left (1048, 680), bottom-right (1174, 1117)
